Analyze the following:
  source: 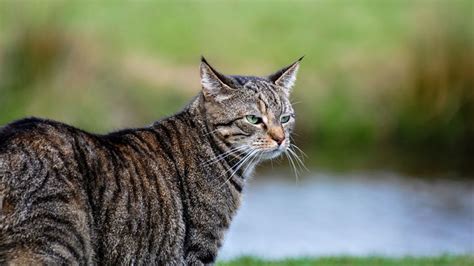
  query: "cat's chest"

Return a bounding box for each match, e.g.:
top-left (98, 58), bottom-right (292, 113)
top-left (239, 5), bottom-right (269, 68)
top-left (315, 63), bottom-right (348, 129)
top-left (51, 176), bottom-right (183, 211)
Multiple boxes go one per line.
top-left (96, 175), bottom-right (186, 263)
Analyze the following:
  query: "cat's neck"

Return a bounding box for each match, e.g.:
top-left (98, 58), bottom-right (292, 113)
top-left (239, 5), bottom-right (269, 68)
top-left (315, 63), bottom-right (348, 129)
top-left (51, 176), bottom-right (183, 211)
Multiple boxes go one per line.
top-left (184, 94), bottom-right (258, 180)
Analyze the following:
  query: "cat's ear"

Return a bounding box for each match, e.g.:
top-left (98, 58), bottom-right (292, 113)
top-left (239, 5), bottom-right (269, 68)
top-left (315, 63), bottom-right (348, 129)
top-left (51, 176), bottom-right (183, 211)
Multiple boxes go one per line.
top-left (200, 56), bottom-right (234, 101)
top-left (268, 56), bottom-right (303, 92)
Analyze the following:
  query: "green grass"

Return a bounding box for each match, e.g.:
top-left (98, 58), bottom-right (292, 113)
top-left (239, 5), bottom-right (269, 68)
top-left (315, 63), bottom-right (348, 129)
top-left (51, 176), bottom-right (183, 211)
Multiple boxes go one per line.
top-left (217, 256), bottom-right (474, 266)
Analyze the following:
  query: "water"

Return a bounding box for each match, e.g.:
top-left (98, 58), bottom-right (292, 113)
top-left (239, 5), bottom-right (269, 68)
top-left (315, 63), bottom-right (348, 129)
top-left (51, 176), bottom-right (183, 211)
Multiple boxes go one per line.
top-left (218, 170), bottom-right (474, 259)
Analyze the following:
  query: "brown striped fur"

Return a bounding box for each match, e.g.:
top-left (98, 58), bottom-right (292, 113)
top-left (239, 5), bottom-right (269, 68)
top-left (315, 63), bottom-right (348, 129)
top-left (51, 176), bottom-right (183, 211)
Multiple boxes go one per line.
top-left (0, 57), bottom-right (302, 265)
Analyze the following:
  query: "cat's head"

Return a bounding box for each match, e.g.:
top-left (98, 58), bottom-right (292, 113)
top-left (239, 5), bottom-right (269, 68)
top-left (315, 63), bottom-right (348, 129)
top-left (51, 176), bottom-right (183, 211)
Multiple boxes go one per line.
top-left (199, 56), bottom-right (302, 160)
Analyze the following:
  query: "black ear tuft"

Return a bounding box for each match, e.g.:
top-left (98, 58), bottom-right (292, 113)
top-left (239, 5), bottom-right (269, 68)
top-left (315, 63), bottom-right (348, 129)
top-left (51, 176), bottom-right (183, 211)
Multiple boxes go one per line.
top-left (201, 55), bottom-right (209, 65)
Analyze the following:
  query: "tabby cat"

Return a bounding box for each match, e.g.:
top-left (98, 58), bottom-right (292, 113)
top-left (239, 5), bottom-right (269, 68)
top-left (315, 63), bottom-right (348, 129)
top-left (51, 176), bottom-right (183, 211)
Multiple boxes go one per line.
top-left (0, 57), bottom-right (302, 265)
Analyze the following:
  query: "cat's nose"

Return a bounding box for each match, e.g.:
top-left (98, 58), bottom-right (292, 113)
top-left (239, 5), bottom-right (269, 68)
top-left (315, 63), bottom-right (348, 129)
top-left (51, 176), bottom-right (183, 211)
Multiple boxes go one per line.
top-left (268, 127), bottom-right (285, 146)
top-left (273, 136), bottom-right (285, 146)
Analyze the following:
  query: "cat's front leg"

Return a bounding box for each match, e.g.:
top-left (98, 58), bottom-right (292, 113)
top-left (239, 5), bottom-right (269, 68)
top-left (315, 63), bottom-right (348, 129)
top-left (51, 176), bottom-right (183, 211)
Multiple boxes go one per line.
top-left (184, 245), bottom-right (218, 266)
top-left (185, 255), bottom-right (215, 266)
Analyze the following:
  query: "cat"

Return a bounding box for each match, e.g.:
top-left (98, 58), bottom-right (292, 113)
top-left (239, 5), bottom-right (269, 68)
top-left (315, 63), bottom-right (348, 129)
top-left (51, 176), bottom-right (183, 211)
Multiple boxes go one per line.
top-left (0, 56), bottom-right (302, 265)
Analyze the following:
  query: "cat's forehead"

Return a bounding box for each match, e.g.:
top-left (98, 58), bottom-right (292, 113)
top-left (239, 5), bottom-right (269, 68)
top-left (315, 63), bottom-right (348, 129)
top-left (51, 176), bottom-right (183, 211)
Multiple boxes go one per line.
top-left (229, 75), bottom-right (290, 112)
top-left (230, 75), bottom-right (279, 93)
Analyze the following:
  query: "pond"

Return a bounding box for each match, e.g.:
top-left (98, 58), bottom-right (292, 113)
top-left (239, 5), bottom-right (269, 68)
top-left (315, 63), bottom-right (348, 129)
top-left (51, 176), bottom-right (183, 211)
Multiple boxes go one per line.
top-left (218, 170), bottom-right (474, 259)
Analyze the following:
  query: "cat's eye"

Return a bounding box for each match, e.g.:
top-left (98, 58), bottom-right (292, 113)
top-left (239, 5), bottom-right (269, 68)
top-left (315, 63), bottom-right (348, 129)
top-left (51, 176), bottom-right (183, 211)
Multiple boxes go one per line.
top-left (280, 115), bottom-right (291, 123)
top-left (245, 115), bottom-right (262, 124)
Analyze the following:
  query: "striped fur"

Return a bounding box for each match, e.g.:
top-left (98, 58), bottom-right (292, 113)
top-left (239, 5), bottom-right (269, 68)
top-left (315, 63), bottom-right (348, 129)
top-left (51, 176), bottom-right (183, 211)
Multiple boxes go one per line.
top-left (0, 57), bottom-right (301, 265)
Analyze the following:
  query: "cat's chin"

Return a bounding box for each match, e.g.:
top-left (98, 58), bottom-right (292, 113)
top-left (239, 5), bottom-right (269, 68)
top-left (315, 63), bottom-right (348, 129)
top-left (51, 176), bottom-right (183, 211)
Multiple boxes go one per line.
top-left (261, 148), bottom-right (285, 160)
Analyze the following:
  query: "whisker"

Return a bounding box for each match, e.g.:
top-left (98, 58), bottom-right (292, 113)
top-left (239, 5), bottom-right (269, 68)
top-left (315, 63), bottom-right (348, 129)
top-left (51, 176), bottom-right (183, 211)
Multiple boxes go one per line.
top-left (207, 146), bottom-right (243, 161)
top-left (287, 147), bottom-right (309, 172)
top-left (290, 143), bottom-right (308, 159)
top-left (285, 150), bottom-right (299, 183)
top-left (243, 150), bottom-right (262, 177)
top-left (202, 146), bottom-right (247, 166)
top-left (290, 133), bottom-right (301, 139)
top-left (215, 150), bottom-right (252, 184)
top-left (240, 154), bottom-right (255, 179)
top-left (219, 149), bottom-right (258, 189)
top-left (231, 150), bottom-right (258, 177)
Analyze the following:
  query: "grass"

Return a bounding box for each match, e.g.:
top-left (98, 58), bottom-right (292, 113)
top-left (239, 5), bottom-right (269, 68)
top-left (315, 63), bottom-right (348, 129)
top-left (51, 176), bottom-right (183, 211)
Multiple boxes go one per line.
top-left (217, 256), bottom-right (474, 266)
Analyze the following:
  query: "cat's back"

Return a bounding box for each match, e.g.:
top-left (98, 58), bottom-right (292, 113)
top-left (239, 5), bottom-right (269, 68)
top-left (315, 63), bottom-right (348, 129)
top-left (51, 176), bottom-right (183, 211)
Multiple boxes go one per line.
top-left (0, 117), bottom-right (90, 176)
top-left (0, 117), bottom-right (85, 151)
top-left (0, 117), bottom-right (98, 264)
top-left (0, 117), bottom-right (103, 197)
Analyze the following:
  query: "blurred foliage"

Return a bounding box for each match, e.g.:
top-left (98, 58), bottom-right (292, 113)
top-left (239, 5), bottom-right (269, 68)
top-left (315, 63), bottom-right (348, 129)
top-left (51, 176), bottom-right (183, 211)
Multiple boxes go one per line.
top-left (0, 1), bottom-right (472, 174)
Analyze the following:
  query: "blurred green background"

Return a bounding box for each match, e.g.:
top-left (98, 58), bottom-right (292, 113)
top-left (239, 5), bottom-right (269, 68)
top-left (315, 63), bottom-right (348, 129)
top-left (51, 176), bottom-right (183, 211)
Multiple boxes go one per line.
top-left (1, 1), bottom-right (473, 264)
top-left (0, 0), bottom-right (472, 175)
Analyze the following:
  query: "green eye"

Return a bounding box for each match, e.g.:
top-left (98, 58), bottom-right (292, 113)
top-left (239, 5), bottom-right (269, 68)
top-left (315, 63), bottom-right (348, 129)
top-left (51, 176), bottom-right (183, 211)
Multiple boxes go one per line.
top-left (246, 115), bottom-right (261, 124)
top-left (280, 115), bottom-right (291, 123)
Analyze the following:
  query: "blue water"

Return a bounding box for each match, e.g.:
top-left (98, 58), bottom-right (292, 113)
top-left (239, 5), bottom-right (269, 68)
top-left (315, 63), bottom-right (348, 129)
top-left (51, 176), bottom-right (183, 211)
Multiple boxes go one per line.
top-left (219, 170), bottom-right (474, 259)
